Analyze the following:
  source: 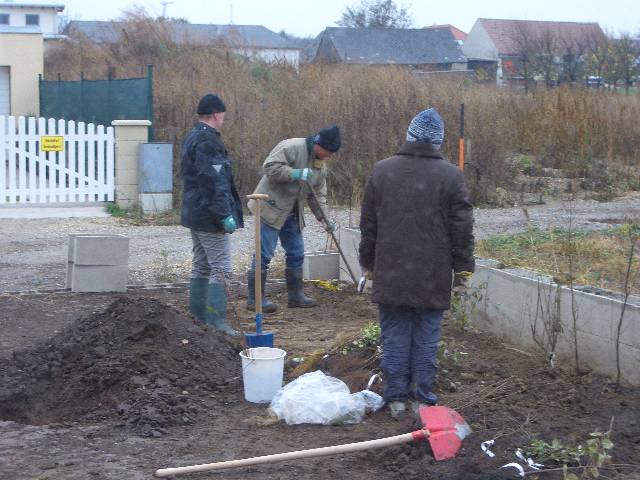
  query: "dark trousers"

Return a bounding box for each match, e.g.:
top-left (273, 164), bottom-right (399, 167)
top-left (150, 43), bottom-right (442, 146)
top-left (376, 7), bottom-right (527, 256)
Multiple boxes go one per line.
top-left (379, 304), bottom-right (444, 404)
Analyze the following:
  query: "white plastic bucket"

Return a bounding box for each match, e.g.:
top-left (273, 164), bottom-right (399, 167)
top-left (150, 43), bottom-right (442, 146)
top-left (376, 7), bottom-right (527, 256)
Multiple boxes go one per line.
top-left (240, 347), bottom-right (287, 403)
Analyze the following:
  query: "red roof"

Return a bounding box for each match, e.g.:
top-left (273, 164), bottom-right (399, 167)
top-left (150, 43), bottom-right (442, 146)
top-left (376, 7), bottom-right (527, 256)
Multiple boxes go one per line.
top-left (478, 18), bottom-right (604, 56)
top-left (426, 24), bottom-right (468, 42)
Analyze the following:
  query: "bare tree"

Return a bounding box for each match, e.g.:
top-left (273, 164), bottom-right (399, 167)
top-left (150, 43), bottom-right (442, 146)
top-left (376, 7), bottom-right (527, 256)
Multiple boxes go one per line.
top-left (337, 0), bottom-right (413, 29)
top-left (532, 27), bottom-right (559, 87)
top-left (558, 32), bottom-right (590, 85)
top-left (585, 32), bottom-right (613, 88)
top-left (511, 22), bottom-right (539, 92)
top-left (611, 34), bottom-right (639, 94)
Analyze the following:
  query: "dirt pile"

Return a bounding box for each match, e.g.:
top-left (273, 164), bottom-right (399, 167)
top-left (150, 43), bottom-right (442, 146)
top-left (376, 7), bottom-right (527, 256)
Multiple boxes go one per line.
top-left (0, 297), bottom-right (240, 436)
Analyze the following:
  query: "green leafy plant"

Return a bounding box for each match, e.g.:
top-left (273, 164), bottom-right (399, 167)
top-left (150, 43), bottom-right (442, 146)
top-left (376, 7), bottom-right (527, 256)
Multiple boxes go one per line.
top-left (450, 282), bottom-right (486, 331)
top-left (524, 438), bottom-right (583, 466)
top-left (105, 202), bottom-right (127, 217)
top-left (581, 429), bottom-right (614, 478)
top-left (524, 423), bottom-right (615, 480)
top-left (341, 322), bottom-right (381, 355)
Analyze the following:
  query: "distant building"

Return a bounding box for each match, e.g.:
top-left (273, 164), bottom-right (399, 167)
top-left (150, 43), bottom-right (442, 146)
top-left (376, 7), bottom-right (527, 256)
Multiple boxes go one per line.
top-left (307, 27), bottom-right (467, 71)
top-left (0, 25), bottom-right (43, 116)
top-left (65, 21), bottom-right (300, 68)
top-left (463, 18), bottom-right (605, 86)
top-left (425, 24), bottom-right (467, 45)
top-left (0, 2), bottom-right (65, 39)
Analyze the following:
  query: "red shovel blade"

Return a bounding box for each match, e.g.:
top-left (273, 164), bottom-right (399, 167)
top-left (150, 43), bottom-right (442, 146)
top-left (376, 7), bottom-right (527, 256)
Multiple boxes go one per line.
top-left (419, 406), bottom-right (472, 461)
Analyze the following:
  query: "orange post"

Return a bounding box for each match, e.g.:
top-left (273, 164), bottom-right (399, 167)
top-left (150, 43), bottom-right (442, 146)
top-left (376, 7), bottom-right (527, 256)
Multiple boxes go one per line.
top-left (458, 103), bottom-right (465, 171)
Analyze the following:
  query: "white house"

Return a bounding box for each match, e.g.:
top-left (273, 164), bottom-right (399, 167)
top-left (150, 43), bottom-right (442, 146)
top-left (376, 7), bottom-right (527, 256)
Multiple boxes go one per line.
top-left (0, 2), bottom-right (65, 39)
top-left (66, 21), bottom-right (301, 68)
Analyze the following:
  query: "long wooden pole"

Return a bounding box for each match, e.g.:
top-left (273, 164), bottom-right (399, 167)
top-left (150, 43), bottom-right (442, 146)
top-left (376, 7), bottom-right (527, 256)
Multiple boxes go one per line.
top-left (247, 194), bottom-right (268, 332)
top-left (155, 431), bottom-right (428, 477)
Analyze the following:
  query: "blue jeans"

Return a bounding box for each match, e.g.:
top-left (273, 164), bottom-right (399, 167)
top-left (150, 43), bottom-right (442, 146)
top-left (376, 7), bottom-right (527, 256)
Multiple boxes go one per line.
top-left (379, 304), bottom-right (444, 404)
top-left (251, 213), bottom-right (305, 271)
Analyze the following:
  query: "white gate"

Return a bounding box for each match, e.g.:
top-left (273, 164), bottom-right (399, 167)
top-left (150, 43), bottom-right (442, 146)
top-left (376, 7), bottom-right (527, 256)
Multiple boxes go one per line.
top-left (0, 116), bottom-right (115, 204)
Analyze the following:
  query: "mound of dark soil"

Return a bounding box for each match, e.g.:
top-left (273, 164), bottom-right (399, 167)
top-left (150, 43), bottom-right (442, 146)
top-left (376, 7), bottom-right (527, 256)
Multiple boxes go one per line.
top-left (0, 297), bottom-right (240, 436)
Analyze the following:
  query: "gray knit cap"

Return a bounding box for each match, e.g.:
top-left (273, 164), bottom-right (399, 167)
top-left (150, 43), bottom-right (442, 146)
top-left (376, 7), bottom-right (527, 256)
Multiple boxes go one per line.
top-left (406, 108), bottom-right (444, 145)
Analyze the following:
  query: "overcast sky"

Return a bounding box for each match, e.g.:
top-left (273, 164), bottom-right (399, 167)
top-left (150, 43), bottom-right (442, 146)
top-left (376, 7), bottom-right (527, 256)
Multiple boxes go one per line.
top-left (27, 0), bottom-right (640, 37)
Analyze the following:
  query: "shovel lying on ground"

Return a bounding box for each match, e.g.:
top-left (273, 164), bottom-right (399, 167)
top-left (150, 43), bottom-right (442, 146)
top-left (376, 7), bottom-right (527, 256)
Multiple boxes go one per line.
top-left (154, 406), bottom-right (471, 477)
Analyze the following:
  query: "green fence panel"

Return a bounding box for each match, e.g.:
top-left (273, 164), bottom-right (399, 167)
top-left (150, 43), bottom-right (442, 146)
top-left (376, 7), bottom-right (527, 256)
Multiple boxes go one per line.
top-left (40, 67), bottom-right (153, 138)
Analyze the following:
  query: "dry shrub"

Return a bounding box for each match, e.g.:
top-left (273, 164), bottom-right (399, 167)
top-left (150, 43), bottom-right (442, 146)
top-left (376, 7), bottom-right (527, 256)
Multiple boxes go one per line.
top-left (44, 12), bottom-right (640, 205)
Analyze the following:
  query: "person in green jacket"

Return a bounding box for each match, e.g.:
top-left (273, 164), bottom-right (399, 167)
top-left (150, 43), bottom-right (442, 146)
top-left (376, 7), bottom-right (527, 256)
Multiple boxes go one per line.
top-left (246, 126), bottom-right (341, 313)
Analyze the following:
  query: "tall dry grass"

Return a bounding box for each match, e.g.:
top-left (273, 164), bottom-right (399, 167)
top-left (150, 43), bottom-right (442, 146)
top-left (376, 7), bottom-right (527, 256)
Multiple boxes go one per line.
top-left (45, 13), bottom-right (640, 205)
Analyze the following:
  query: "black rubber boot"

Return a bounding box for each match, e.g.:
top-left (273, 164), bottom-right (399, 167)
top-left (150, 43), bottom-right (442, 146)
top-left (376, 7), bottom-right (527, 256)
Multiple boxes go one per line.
top-left (247, 269), bottom-right (277, 313)
top-left (285, 267), bottom-right (316, 308)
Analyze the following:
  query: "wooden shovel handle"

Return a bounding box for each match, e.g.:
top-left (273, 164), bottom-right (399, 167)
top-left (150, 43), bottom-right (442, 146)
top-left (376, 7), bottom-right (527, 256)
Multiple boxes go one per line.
top-left (246, 194), bottom-right (268, 314)
top-left (155, 430), bottom-right (428, 477)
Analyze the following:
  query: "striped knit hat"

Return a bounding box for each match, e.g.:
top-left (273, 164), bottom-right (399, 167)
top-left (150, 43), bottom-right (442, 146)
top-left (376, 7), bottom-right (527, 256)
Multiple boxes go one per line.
top-left (406, 108), bottom-right (444, 146)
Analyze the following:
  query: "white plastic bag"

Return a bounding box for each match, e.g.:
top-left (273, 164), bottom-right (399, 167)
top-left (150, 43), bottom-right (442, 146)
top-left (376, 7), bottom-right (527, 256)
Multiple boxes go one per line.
top-left (352, 389), bottom-right (385, 413)
top-left (270, 371), bottom-right (373, 425)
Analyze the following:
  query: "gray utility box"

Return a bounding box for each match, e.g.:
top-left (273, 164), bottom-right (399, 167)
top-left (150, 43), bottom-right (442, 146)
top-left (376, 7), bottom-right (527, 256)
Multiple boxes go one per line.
top-left (138, 143), bottom-right (173, 213)
top-left (66, 234), bottom-right (130, 292)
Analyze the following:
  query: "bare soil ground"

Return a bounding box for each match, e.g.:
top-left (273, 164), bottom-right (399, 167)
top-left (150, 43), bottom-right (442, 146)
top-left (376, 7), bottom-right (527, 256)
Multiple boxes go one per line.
top-left (1, 284), bottom-right (638, 480)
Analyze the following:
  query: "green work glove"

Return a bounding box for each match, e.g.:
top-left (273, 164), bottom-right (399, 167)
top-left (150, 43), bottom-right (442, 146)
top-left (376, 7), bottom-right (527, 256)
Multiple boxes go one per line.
top-left (221, 215), bottom-right (237, 234)
top-left (290, 168), bottom-right (313, 183)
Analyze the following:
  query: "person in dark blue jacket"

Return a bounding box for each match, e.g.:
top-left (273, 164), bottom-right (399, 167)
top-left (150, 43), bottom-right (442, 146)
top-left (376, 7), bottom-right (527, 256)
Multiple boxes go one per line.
top-left (180, 93), bottom-right (244, 335)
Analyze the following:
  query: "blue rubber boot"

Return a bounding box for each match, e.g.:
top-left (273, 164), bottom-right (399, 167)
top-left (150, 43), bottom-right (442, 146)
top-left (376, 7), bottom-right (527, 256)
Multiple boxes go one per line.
top-left (206, 282), bottom-right (240, 336)
top-left (189, 277), bottom-right (209, 323)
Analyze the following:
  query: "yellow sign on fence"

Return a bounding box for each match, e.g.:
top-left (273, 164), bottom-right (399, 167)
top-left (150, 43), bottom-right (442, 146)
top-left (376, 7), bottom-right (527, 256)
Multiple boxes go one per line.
top-left (40, 136), bottom-right (64, 152)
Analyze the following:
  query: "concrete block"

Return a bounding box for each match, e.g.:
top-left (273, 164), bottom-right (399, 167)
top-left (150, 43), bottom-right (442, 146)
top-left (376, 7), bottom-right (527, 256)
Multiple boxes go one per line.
top-left (139, 143), bottom-right (173, 193)
top-left (472, 263), bottom-right (640, 386)
top-left (66, 233), bottom-right (126, 288)
top-left (139, 193), bottom-right (173, 213)
top-left (337, 227), bottom-right (363, 284)
top-left (303, 251), bottom-right (340, 280)
top-left (70, 264), bottom-right (128, 292)
top-left (71, 234), bottom-right (129, 266)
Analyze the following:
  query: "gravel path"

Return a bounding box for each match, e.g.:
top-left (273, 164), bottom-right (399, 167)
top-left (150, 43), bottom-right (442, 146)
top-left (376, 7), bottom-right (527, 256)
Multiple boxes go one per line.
top-left (0, 194), bottom-right (638, 291)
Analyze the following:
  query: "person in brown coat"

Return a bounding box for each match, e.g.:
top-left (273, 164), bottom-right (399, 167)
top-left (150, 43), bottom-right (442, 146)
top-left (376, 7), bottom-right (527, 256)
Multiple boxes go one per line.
top-left (358, 107), bottom-right (474, 418)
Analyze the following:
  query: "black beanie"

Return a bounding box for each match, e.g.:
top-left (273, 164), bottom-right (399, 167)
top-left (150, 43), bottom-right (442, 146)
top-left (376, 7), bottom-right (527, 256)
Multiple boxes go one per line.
top-left (314, 125), bottom-right (341, 152)
top-left (197, 94), bottom-right (226, 115)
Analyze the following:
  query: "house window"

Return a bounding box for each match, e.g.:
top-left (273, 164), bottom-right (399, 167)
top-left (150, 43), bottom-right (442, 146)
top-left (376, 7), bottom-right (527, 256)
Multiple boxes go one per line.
top-left (0, 14), bottom-right (9, 25)
top-left (25, 14), bottom-right (39, 26)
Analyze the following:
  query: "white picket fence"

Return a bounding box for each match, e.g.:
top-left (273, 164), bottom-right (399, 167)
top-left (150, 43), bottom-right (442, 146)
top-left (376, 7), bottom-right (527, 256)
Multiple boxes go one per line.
top-left (0, 116), bottom-right (115, 204)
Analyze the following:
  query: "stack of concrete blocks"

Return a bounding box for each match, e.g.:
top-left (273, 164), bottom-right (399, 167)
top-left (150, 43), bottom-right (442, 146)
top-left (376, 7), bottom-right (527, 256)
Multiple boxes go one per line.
top-left (111, 120), bottom-right (152, 208)
top-left (302, 251), bottom-right (340, 280)
top-left (472, 260), bottom-right (640, 386)
top-left (138, 143), bottom-right (173, 214)
top-left (337, 227), bottom-right (366, 287)
top-left (66, 234), bottom-right (130, 292)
